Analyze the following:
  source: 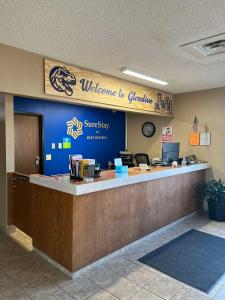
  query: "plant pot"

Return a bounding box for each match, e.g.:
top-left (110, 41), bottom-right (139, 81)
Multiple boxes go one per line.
top-left (208, 200), bottom-right (225, 221)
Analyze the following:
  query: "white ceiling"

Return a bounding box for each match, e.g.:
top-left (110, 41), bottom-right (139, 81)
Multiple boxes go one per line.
top-left (0, 0), bottom-right (225, 94)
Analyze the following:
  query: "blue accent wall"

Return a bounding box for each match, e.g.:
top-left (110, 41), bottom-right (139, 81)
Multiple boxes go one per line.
top-left (14, 97), bottom-right (125, 175)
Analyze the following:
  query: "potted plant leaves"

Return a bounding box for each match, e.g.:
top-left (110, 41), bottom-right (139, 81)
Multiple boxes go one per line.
top-left (200, 179), bottom-right (225, 221)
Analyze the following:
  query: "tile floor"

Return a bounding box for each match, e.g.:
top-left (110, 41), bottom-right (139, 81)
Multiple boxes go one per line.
top-left (1, 212), bottom-right (225, 299)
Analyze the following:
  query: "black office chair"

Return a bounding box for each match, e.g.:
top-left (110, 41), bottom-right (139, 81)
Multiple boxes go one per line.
top-left (134, 153), bottom-right (151, 166)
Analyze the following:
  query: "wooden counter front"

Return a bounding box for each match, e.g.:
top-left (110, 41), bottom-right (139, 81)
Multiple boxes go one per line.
top-left (30, 168), bottom-right (205, 274)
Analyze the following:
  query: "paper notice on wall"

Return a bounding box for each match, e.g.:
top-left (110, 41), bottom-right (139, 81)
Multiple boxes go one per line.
top-left (63, 137), bottom-right (71, 149)
top-left (200, 132), bottom-right (211, 146)
top-left (161, 125), bottom-right (173, 143)
top-left (189, 132), bottom-right (200, 146)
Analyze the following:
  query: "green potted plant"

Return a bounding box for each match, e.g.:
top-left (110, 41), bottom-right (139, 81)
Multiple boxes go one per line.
top-left (200, 179), bottom-right (225, 221)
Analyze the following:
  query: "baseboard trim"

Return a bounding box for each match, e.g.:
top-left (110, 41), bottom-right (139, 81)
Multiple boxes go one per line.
top-left (33, 247), bottom-right (74, 278)
top-left (1, 225), bottom-right (16, 234)
top-left (33, 211), bottom-right (199, 279)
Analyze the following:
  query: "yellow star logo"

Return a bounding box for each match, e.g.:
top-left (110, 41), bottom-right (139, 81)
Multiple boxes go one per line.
top-left (67, 117), bottom-right (83, 139)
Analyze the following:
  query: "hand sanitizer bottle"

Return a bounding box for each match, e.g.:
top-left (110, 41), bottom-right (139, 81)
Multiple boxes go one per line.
top-left (182, 157), bottom-right (187, 167)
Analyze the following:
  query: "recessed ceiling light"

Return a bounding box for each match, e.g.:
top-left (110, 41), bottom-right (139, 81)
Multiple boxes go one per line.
top-left (121, 68), bottom-right (168, 86)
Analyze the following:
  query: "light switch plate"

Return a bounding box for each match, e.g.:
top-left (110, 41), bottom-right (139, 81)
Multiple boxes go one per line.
top-left (46, 154), bottom-right (52, 161)
top-left (52, 143), bottom-right (55, 149)
top-left (58, 143), bottom-right (62, 149)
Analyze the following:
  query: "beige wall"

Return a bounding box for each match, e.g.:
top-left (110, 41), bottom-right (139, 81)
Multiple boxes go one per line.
top-left (173, 88), bottom-right (225, 179)
top-left (0, 44), bottom-right (125, 111)
top-left (127, 87), bottom-right (225, 180)
top-left (0, 94), bottom-right (14, 230)
top-left (127, 113), bottom-right (172, 158)
top-left (0, 93), bottom-right (7, 230)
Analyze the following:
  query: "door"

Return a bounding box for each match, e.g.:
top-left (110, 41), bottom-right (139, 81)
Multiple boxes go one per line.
top-left (14, 113), bottom-right (43, 175)
top-left (8, 172), bottom-right (32, 237)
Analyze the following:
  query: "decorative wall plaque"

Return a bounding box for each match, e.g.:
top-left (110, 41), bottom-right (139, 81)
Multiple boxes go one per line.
top-left (45, 59), bottom-right (173, 116)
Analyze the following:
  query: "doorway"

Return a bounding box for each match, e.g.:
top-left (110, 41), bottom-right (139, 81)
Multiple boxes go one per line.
top-left (14, 113), bottom-right (43, 175)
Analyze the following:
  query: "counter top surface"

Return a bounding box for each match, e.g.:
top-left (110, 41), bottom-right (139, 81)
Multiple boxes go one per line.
top-left (29, 163), bottom-right (210, 195)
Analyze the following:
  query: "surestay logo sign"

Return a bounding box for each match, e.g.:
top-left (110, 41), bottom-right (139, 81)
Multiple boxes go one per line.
top-left (45, 59), bottom-right (173, 116)
top-left (67, 117), bottom-right (83, 139)
top-left (67, 117), bottom-right (110, 140)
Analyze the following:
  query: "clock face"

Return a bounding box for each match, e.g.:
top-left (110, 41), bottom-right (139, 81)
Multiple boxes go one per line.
top-left (142, 122), bottom-right (156, 138)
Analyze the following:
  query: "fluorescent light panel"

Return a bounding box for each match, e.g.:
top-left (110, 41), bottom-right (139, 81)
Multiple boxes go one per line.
top-left (122, 68), bottom-right (168, 86)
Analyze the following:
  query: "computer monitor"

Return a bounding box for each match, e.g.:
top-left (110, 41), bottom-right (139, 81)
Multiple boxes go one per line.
top-left (162, 142), bottom-right (180, 163)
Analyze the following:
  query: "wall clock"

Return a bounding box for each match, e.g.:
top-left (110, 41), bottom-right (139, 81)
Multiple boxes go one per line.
top-left (142, 122), bottom-right (156, 138)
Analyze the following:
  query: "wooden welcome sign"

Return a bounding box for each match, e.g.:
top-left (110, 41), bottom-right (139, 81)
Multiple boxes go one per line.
top-left (45, 59), bottom-right (173, 116)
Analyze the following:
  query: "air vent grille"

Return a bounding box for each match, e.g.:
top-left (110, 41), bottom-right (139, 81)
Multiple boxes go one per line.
top-left (180, 33), bottom-right (225, 63)
top-left (194, 40), bottom-right (225, 56)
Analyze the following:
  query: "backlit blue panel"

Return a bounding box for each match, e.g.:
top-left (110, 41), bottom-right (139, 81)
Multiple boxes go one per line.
top-left (14, 97), bottom-right (125, 175)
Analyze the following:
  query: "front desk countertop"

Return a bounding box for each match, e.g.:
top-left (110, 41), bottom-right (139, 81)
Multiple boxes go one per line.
top-left (29, 163), bottom-right (210, 196)
top-left (28, 162), bottom-right (209, 275)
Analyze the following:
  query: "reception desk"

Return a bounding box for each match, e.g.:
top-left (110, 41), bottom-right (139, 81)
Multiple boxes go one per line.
top-left (26, 163), bottom-right (209, 276)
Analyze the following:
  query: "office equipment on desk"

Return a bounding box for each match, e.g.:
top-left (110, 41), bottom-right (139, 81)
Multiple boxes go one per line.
top-left (134, 153), bottom-right (151, 166)
top-left (152, 159), bottom-right (164, 166)
top-left (151, 157), bottom-right (163, 166)
top-left (120, 151), bottom-right (135, 167)
top-left (139, 163), bottom-right (151, 171)
top-left (188, 154), bottom-right (197, 164)
top-left (184, 154), bottom-right (201, 165)
top-left (162, 142), bottom-right (180, 166)
top-left (69, 155), bottom-right (95, 180)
